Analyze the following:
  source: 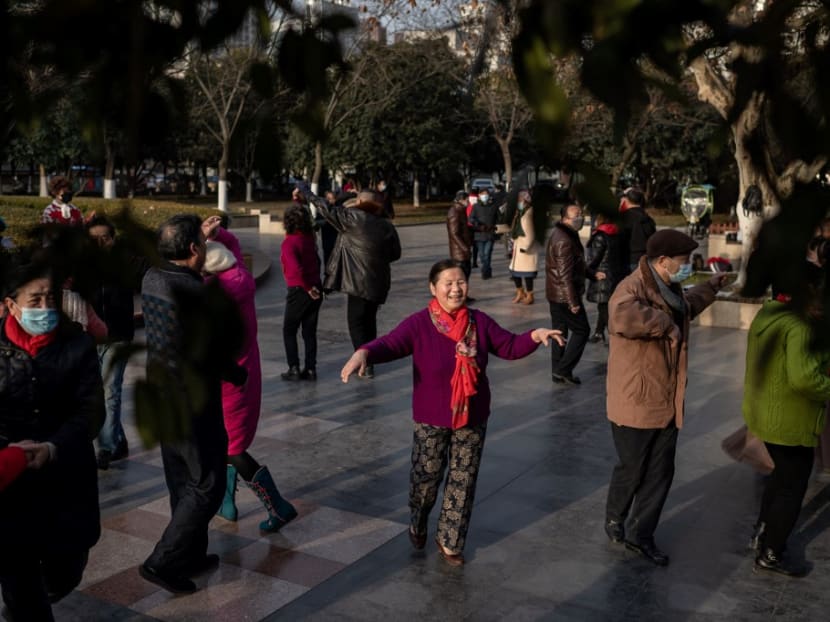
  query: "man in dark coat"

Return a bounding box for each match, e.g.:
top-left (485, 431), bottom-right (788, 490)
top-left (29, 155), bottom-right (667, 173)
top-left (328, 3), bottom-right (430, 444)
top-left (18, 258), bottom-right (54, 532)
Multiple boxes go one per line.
top-left (545, 204), bottom-right (605, 384)
top-left (320, 191), bottom-right (401, 378)
top-left (447, 191), bottom-right (473, 278)
top-left (469, 188), bottom-right (498, 279)
top-left (139, 214), bottom-right (245, 594)
top-left (619, 187), bottom-right (657, 273)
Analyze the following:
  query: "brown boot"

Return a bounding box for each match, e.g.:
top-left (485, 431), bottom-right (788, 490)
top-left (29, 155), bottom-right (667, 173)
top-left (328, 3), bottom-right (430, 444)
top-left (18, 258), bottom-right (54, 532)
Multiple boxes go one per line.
top-left (521, 291), bottom-right (534, 305)
top-left (512, 287), bottom-right (525, 303)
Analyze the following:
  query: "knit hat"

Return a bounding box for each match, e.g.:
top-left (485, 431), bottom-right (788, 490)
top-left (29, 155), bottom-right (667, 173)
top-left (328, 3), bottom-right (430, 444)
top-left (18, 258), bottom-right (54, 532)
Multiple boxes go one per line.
top-left (646, 229), bottom-right (699, 258)
top-left (203, 241), bottom-right (237, 274)
top-left (0, 446), bottom-right (27, 491)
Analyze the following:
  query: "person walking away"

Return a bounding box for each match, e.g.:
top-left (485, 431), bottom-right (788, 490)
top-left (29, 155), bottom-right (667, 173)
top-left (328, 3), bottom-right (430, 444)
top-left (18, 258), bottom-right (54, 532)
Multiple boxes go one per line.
top-left (508, 189), bottom-right (539, 305)
top-left (586, 213), bottom-right (624, 344)
top-left (470, 188), bottom-right (498, 280)
top-left (742, 267), bottom-right (830, 577)
top-left (447, 190), bottom-right (473, 279)
top-left (604, 230), bottom-right (727, 566)
top-left (546, 204), bottom-right (602, 384)
top-left (340, 259), bottom-right (564, 565)
top-left (138, 214), bottom-right (246, 594)
top-left (619, 187), bottom-right (656, 274)
top-left (320, 190), bottom-right (401, 379)
top-left (279, 206), bottom-right (323, 381)
top-left (86, 215), bottom-right (150, 469)
top-left (0, 261), bottom-right (105, 621)
top-left (203, 240), bottom-right (299, 532)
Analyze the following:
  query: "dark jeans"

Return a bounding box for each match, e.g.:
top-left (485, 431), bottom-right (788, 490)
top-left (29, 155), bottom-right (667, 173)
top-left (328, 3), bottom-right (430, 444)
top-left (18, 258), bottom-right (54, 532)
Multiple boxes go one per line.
top-left (606, 421), bottom-right (678, 543)
top-left (283, 286), bottom-right (323, 369)
top-left (548, 301), bottom-right (590, 376)
top-left (145, 411), bottom-right (227, 574)
top-left (0, 550), bottom-right (89, 622)
top-left (470, 230), bottom-right (478, 265)
top-left (475, 240), bottom-right (494, 278)
top-left (758, 443), bottom-right (814, 553)
top-left (347, 294), bottom-right (380, 350)
top-left (594, 302), bottom-right (609, 335)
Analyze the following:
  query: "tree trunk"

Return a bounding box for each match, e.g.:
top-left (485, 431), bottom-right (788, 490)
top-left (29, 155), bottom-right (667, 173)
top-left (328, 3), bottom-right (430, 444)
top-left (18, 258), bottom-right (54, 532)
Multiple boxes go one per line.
top-left (413, 174), bottom-right (420, 208)
top-left (497, 137), bottom-right (513, 191)
top-left (39, 164), bottom-right (48, 197)
top-left (311, 141), bottom-right (323, 196)
top-left (218, 150), bottom-right (229, 212)
top-left (103, 143), bottom-right (116, 199)
top-left (245, 178), bottom-right (253, 202)
top-left (200, 163), bottom-right (208, 196)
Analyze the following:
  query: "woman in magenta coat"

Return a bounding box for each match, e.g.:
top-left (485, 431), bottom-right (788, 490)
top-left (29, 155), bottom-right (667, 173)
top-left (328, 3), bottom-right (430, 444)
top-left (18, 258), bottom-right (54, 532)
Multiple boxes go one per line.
top-left (202, 219), bottom-right (297, 533)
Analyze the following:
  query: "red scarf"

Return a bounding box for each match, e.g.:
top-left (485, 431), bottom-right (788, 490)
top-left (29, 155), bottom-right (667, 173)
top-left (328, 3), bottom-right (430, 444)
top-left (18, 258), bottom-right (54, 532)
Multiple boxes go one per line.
top-left (3, 313), bottom-right (58, 356)
top-left (428, 298), bottom-right (479, 429)
top-left (595, 223), bottom-right (619, 235)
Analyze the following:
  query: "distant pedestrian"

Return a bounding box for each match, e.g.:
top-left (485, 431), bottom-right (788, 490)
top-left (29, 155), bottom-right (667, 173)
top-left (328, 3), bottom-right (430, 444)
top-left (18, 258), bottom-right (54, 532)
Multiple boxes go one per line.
top-left (619, 187), bottom-right (656, 273)
top-left (508, 189), bottom-right (539, 305)
top-left (447, 190), bottom-right (473, 279)
top-left (585, 213), bottom-right (624, 344)
top-left (470, 188), bottom-right (498, 279)
top-left (340, 259), bottom-right (564, 566)
top-left (377, 179), bottom-right (395, 219)
top-left (42, 176), bottom-right (83, 227)
top-left (546, 204), bottom-right (600, 384)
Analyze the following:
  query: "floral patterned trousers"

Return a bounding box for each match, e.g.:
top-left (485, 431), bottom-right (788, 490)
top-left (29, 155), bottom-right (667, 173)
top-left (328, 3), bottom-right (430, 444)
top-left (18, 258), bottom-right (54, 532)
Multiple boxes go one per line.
top-left (409, 422), bottom-right (487, 554)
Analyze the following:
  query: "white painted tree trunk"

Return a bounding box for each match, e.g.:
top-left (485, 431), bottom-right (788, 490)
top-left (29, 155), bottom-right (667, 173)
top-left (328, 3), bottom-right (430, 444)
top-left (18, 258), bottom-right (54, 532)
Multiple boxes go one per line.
top-left (218, 180), bottom-right (229, 212)
top-left (103, 179), bottom-right (116, 199)
top-left (39, 164), bottom-right (48, 197)
top-left (311, 182), bottom-right (319, 196)
top-left (245, 180), bottom-right (253, 202)
top-left (200, 175), bottom-right (207, 196)
top-left (413, 176), bottom-right (420, 208)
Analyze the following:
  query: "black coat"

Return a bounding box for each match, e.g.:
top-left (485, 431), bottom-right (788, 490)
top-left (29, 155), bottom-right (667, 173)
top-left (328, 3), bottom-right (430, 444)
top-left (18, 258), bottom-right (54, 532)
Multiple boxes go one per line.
top-left (89, 243), bottom-right (151, 343)
top-left (586, 228), bottom-right (625, 303)
top-left (620, 206), bottom-right (656, 267)
top-left (322, 206), bottom-right (401, 304)
top-left (0, 317), bottom-right (104, 555)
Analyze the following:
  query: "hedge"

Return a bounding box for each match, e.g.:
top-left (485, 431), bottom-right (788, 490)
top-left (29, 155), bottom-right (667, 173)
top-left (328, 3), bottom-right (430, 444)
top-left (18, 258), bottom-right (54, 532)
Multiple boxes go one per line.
top-left (0, 195), bottom-right (226, 246)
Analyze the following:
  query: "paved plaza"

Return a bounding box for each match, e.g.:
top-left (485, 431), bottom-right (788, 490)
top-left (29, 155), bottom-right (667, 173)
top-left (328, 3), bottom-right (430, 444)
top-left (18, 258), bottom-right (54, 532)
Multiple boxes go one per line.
top-left (26, 224), bottom-right (830, 620)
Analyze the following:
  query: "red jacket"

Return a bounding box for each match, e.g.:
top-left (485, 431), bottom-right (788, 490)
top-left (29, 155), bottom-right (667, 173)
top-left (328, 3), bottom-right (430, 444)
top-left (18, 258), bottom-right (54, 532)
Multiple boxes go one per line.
top-left (280, 233), bottom-right (322, 291)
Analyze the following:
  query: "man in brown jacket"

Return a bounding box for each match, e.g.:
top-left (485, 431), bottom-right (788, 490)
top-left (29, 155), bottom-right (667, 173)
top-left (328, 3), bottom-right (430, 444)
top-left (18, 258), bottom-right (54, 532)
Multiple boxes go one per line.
top-left (604, 229), bottom-right (727, 566)
top-left (545, 204), bottom-right (603, 384)
top-left (447, 191), bottom-right (473, 278)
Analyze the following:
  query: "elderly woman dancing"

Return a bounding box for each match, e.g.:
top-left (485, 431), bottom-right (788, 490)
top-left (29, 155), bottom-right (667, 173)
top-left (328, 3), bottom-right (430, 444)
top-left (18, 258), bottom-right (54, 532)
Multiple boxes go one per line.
top-left (341, 259), bottom-right (563, 566)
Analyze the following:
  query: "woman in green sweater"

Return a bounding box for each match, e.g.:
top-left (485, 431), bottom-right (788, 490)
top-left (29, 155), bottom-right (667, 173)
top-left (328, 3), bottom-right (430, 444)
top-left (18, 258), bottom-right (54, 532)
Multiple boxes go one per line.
top-left (743, 275), bottom-right (830, 577)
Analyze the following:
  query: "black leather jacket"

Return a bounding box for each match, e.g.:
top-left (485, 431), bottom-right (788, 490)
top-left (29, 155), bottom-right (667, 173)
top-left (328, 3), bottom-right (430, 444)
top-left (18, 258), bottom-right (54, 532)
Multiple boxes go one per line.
top-left (321, 205), bottom-right (402, 304)
top-left (586, 229), bottom-right (625, 303)
top-left (0, 317), bottom-right (104, 554)
top-left (545, 222), bottom-right (588, 306)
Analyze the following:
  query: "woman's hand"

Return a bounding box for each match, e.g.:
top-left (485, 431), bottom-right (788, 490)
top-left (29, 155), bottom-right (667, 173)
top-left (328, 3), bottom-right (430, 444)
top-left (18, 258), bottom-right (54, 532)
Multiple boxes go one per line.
top-left (10, 440), bottom-right (52, 469)
top-left (531, 328), bottom-right (566, 347)
top-left (341, 349), bottom-right (369, 383)
top-left (201, 215), bottom-right (222, 240)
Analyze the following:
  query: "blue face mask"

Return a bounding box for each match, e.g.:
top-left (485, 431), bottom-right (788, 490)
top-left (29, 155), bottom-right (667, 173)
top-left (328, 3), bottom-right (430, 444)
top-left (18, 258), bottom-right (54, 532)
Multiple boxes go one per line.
top-left (19, 307), bottom-right (59, 335)
top-left (669, 263), bottom-right (693, 283)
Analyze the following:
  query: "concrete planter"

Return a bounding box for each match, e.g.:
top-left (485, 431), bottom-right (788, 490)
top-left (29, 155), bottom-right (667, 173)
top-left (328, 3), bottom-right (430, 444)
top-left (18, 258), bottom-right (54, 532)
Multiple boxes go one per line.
top-left (694, 293), bottom-right (763, 330)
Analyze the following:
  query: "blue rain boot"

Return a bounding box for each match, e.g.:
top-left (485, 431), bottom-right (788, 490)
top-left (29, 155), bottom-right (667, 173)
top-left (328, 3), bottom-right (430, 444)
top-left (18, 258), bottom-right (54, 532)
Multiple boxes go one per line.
top-left (217, 464), bottom-right (238, 521)
top-left (246, 466), bottom-right (298, 532)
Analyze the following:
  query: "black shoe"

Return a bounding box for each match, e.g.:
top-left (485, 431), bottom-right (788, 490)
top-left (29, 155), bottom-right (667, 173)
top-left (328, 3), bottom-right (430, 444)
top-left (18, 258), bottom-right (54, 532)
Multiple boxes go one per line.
top-left (552, 373), bottom-right (581, 385)
top-left (754, 548), bottom-right (807, 577)
top-left (281, 366), bottom-right (301, 381)
top-left (139, 563), bottom-right (197, 594)
top-left (111, 438), bottom-right (129, 462)
top-left (605, 519), bottom-right (625, 544)
top-left (96, 450), bottom-right (112, 471)
top-left (360, 365), bottom-right (375, 379)
top-left (182, 554), bottom-right (220, 577)
top-left (749, 522), bottom-right (766, 552)
top-left (409, 528), bottom-right (427, 550)
top-left (625, 539), bottom-right (669, 566)
top-left (299, 368), bottom-right (317, 381)
top-left (588, 332), bottom-right (606, 344)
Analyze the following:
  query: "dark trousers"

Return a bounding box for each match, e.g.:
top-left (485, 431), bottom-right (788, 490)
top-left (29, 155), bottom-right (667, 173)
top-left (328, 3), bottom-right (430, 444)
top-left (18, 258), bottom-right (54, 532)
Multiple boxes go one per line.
top-left (470, 230), bottom-right (478, 266)
top-left (0, 550), bottom-right (88, 622)
top-left (347, 294), bottom-right (380, 350)
top-left (145, 412), bottom-right (227, 573)
top-left (512, 277), bottom-right (534, 291)
top-left (283, 287), bottom-right (323, 369)
top-left (409, 423), bottom-right (487, 554)
top-left (606, 421), bottom-right (678, 543)
top-left (475, 240), bottom-right (494, 278)
top-left (548, 301), bottom-right (590, 376)
top-left (758, 443), bottom-right (814, 553)
top-left (594, 302), bottom-right (609, 334)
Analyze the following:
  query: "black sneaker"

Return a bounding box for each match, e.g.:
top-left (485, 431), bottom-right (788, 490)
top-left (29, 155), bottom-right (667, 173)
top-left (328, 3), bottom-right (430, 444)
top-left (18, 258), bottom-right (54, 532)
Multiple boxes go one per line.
top-left (281, 366), bottom-right (301, 381)
top-left (299, 368), bottom-right (317, 381)
top-left (552, 373), bottom-right (581, 385)
top-left (604, 519), bottom-right (625, 544)
top-left (754, 548), bottom-right (807, 577)
top-left (139, 563), bottom-right (197, 594)
top-left (625, 539), bottom-right (669, 566)
top-left (96, 450), bottom-right (112, 471)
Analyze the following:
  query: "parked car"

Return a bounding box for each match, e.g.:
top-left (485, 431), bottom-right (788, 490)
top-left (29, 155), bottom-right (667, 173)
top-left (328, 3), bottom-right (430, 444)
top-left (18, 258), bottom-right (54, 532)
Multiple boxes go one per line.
top-left (471, 177), bottom-right (495, 193)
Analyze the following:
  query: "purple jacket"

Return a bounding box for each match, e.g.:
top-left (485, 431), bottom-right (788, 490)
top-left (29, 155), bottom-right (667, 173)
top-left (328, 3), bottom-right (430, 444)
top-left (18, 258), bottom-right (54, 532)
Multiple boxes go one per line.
top-left (362, 308), bottom-right (539, 428)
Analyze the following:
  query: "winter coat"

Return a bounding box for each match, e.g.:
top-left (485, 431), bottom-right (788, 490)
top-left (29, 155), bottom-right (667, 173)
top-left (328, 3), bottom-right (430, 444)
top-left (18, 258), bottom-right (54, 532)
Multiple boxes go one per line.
top-left (586, 225), bottom-right (624, 304)
top-left (0, 317), bottom-right (104, 555)
top-left (606, 256), bottom-right (717, 429)
top-left (620, 206), bottom-right (657, 268)
top-left (210, 261), bottom-right (262, 456)
top-left (743, 301), bottom-right (830, 447)
top-left (447, 201), bottom-right (473, 262)
top-left (89, 242), bottom-right (150, 343)
top-left (322, 205), bottom-right (401, 304)
top-left (470, 201), bottom-right (498, 242)
top-left (545, 222), bottom-right (588, 306)
top-left (509, 205), bottom-right (539, 276)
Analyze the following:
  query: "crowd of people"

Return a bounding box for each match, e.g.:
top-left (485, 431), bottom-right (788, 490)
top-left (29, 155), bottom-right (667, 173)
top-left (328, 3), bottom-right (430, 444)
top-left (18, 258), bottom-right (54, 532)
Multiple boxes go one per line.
top-left (1, 175), bottom-right (829, 619)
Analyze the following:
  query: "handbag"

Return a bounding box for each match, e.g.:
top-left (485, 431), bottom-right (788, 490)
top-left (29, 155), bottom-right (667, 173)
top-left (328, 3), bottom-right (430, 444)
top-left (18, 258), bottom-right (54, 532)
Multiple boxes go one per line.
top-left (721, 424), bottom-right (774, 475)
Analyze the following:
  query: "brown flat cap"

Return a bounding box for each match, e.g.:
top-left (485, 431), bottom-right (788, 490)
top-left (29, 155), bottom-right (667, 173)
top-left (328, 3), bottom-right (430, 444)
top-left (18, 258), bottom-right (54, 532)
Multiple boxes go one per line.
top-left (646, 229), bottom-right (699, 258)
